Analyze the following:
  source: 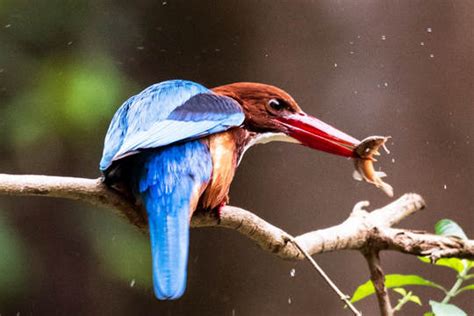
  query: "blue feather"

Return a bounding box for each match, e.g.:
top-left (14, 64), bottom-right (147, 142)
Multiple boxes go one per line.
top-left (100, 79), bottom-right (244, 300)
top-left (99, 80), bottom-right (244, 171)
top-left (135, 140), bottom-right (212, 300)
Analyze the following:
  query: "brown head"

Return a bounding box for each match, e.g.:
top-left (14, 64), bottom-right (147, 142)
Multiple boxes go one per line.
top-left (213, 82), bottom-right (360, 157)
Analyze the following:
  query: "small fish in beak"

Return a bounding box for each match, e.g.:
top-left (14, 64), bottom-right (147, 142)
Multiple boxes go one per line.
top-left (353, 136), bottom-right (393, 197)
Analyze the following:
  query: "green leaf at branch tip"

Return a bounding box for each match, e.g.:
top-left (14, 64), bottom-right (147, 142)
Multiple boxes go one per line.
top-left (393, 288), bottom-right (423, 307)
top-left (435, 219), bottom-right (468, 240)
top-left (393, 287), bottom-right (407, 296)
top-left (455, 283), bottom-right (474, 295)
top-left (408, 294), bottom-right (422, 306)
top-left (429, 300), bottom-right (467, 316)
top-left (351, 274), bottom-right (445, 303)
top-left (418, 256), bottom-right (468, 274)
top-left (463, 273), bottom-right (474, 280)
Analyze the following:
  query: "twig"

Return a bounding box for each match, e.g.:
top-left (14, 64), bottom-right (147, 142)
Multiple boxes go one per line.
top-left (441, 261), bottom-right (469, 304)
top-left (393, 291), bottom-right (413, 312)
top-left (290, 236), bottom-right (362, 315)
top-left (363, 250), bottom-right (393, 316)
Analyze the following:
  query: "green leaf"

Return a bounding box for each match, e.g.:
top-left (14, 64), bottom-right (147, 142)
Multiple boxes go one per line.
top-left (463, 274), bottom-right (474, 280)
top-left (429, 300), bottom-right (467, 316)
top-left (393, 287), bottom-right (407, 296)
top-left (456, 283), bottom-right (474, 295)
top-left (418, 256), bottom-right (467, 274)
top-left (467, 260), bottom-right (474, 269)
top-left (435, 219), bottom-right (468, 240)
top-left (409, 294), bottom-right (422, 306)
top-left (351, 274), bottom-right (445, 303)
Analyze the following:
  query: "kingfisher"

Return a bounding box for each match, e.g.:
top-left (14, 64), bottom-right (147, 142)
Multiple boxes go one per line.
top-left (99, 79), bottom-right (360, 300)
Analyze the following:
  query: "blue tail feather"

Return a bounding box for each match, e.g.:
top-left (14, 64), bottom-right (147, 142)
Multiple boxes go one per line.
top-left (144, 190), bottom-right (190, 299)
top-left (134, 140), bottom-right (212, 300)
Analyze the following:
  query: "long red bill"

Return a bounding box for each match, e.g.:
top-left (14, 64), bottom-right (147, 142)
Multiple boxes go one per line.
top-left (278, 113), bottom-right (360, 158)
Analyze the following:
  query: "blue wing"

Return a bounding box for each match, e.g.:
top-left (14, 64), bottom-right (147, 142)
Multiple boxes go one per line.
top-left (99, 80), bottom-right (244, 171)
top-left (134, 140), bottom-right (212, 299)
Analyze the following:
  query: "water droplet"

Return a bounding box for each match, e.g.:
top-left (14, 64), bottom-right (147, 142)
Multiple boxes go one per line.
top-left (349, 41), bottom-right (354, 45)
top-left (381, 35), bottom-right (386, 40)
top-left (334, 63), bottom-right (338, 68)
top-left (420, 42), bottom-right (425, 46)
top-left (391, 158), bottom-right (395, 163)
top-left (349, 51), bottom-right (354, 55)
top-left (427, 27), bottom-right (432, 33)
top-left (357, 35), bottom-right (361, 39)
top-left (443, 184), bottom-right (447, 190)
top-left (232, 309), bottom-right (236, 316)
top-left (377, 84), bottom-right (381, 88)
top-left (162, 1), bottom-right (167, 5)
top-left (429, 53), bottom-right (434, 58)
top-left (130, 279), bottom-right (136, 287)
top-left (136, 46), bottom-right (145, 50)
top-left (0, 69), bottom-right (4, 73)
top-left (67, 41), bottom-right (73, 46)
top-left (384, 82), bottom-right (388, 87)
top-left (354, 90), bottom-right (358, 94)
top-left (264, 53), bottom-right (269, 57)
top-left (5, 24), bottom-right (11, 28)
top-left (288, 297), bottom-right (292, 304)
top-left (215, 48), bottom-right (221, 52)
top-left (290, 268), bottom-right (296, 277)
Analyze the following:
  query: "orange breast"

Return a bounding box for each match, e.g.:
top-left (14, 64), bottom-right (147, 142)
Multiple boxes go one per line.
top-left (200, 130), bottom-right (238, 210)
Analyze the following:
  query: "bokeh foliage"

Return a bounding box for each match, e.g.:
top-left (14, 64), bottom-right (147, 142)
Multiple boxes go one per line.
top-left (0, 0), bottom-right (139, 311)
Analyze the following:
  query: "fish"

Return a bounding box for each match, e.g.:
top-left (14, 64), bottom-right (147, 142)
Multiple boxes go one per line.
top-left (353, 136), bottom-right (393, 197)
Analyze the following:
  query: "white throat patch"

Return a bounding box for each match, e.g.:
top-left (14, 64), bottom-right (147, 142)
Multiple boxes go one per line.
top-left (238, 132), bottom-right (300, 165)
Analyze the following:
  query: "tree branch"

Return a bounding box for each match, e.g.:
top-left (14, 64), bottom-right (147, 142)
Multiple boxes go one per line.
top-left (1, 173), bottom-right (473, 261)
top-left (2, 173), bottom-right (474, 315)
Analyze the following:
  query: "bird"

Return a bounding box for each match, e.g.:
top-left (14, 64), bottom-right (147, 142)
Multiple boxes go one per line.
top-left (99, 79), bottom-right (360, 300)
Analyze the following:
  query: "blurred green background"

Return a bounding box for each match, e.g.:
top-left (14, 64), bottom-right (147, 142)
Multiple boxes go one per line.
top-left (0, 1), bottom-right (473, 315)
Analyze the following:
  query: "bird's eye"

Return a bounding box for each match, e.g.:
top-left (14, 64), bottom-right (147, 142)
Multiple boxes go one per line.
top-left (267, 98), bottom-right (286, 111)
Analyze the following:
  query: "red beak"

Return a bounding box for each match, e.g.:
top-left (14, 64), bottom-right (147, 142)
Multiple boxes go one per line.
top-left (278, 113), bottom-right (360, 158)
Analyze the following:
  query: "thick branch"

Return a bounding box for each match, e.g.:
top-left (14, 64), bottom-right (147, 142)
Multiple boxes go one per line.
top-left (0, 174), bottom-right (145, 228)
top-left (1, 173), bottom-right (474, 263)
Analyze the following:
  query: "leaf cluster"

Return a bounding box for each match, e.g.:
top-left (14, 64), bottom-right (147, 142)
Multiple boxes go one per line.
top-left (351, 219), bottom-right (473, 315)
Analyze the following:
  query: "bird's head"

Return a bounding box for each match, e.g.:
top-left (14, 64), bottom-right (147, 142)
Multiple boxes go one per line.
top-left (213, 82), bottom-right (360, 157)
